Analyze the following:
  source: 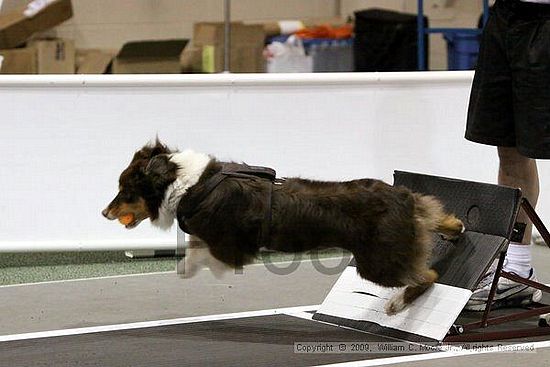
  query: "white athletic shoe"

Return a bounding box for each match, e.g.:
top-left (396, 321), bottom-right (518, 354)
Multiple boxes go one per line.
top-left (465, 267), bottom-right (542, 311)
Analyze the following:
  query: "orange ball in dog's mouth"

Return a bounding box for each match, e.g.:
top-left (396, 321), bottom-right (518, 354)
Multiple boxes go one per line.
top-left (118, 213), bottom-right (135, 226)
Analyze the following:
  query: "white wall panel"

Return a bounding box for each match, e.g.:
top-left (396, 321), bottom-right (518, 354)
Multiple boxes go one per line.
top-left (1, 72), bottom-right (545, 251)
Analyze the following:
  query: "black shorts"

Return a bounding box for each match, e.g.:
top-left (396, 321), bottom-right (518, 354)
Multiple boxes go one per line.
top-left (465, 0), bottom-right (550, 158)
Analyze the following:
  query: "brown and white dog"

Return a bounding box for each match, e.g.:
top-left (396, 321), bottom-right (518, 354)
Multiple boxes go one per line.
top-left (102, 140), bottom-right (464, 315)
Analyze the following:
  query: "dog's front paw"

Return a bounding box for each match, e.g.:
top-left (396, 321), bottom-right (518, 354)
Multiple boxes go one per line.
top-left (176, 258), bottom-right (201, 279)
top-left (208, 259), bottom-right (232, 279)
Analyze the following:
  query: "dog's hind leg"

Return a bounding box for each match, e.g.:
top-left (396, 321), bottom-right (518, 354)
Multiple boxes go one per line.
top-left (384, 269), bottom-right (438, 316)
top-left (437, 214), bottom-right (465, 240)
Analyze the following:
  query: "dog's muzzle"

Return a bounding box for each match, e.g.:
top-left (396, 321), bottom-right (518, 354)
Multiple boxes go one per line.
top-left (102, 208), bottom-right (116, 220)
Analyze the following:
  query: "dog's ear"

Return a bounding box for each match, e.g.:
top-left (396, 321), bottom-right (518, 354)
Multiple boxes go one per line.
top-left (132, 140), bottom-right (173, 162)
top-left (150, 138), bottom-right (169, 157)
top-left (145, 154), bottom-right (177, 186)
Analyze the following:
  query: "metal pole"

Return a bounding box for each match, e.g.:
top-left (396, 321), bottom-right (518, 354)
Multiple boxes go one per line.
top-left (521, 198), bottom-right (550, 249)
top-left (480, 251), bottom-right (506, 327)
top-left (417, 0), bottom-right (426, 71)
top-left (482, 0), bottom-right (490, 27)
top-left (224, 0), bottom-right (231, 73)
top-left (334, 0), bottom-right (341, 17)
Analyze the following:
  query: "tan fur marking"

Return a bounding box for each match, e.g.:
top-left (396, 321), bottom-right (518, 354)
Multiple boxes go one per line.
top-left (437, 215), bottom-right (465, 240)
top-left (112, 198), bottom-right (150, 221)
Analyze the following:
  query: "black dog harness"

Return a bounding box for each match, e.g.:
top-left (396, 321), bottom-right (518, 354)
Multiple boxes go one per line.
top-left (179, 163), bottom-right (280, 247)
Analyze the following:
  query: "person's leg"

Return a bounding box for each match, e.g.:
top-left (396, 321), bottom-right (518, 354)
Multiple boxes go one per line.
top-left (498, 146), bottom-right (539, 245)
top-left (466, 147), bottom-right (542, 311)
top-left (465, 0), bottom-right (547, 311)
top-left (498, 147), bottom-right (539, 280)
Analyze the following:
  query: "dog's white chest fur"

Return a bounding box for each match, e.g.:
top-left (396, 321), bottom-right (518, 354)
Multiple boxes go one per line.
top-left (151, 150), bottom-right (210, 230)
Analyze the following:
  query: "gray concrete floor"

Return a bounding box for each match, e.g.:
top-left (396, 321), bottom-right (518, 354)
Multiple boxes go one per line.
top-left (0, 258), bottom-right (347, 335)
top-left (1, 245), bottom-right (550, 366)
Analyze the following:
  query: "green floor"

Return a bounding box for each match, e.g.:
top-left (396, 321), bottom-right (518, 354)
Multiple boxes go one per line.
top-left (3, 242), bottom-right (549, 287)
top-left (0, 249), bottom-right (350, 286)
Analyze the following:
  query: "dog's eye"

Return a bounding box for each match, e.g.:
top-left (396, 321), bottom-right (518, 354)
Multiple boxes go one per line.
top-left (119, 191), bottom-right (136, 202)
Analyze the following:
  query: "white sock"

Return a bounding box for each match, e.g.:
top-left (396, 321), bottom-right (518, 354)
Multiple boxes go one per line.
top-left (503, 242), bottom-right (532, 278)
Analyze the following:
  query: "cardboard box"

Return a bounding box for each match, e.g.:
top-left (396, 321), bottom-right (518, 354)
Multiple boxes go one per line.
top-left (0, 47), bottom-right (37, 73)
top-left (0, 38), bottom-right (75, 74)
top-left (31, 38), bottom-right (75, 73)
top-left (193, 22), bottom-right (265, 73)
top-left (0, 0), bottom-right (73, 49)
top-left (180, 45), bottom-right (202, 73)
top-left (112, 39), bottom-right (189, 74)
top-left (76, 49), bottom-right (114, 74)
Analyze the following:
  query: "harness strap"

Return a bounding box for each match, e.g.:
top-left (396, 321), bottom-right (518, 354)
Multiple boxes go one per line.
top-left (222, 163), bottom-right (276, 181)
top-left (180, 162), bottom-right (277, 248)
top-left (178, 170), bottom-right (229, 235)
top-left (259, 181), bottom-right (273, 248)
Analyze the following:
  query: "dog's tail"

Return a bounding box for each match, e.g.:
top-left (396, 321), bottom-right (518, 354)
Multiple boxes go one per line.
top-left (401, 193), bottom-right (463, 286)
top-left (412, 193), bottom-right (464, 243)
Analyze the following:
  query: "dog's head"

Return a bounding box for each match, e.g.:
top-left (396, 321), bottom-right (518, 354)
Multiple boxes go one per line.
top-left (102, 139), bottom-right (178, 229)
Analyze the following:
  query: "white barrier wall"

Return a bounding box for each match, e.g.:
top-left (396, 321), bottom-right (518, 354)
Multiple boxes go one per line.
top-left (1, 72), bottom-right (549, 251)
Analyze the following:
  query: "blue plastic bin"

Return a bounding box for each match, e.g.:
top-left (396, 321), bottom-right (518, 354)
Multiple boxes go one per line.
top-left (443, 31), bottom-right (481, 70)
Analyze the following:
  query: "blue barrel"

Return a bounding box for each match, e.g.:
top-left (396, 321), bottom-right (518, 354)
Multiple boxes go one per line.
top-left (443, 31), bottom-right (481, 70)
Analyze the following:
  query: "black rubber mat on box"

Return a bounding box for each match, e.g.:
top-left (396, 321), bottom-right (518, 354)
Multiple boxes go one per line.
top-left (393, 171), bottom-right (522, 290)
top-left (338, 171), bottom-right (520, 289)
top-left (428, 232), bottom-right (507, 290)
top-left (394, 171), bottom-right (521, 239)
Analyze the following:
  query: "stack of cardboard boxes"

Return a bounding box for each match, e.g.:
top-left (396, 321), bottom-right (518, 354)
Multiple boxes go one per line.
top-left (190, 22), bottom-right (265, 73)
top-left (0, 0), bottom-right (116, 74)
top-left (185, 19), bottom-right (348, 74)
top-left (0, 1), bottom-right (344, 75)
top-left (0, 0), bottom-right (267, 75)
top-left (0, 0), bottom-right (77, 74)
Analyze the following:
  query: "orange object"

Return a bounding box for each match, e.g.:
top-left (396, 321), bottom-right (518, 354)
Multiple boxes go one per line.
top-left (294, 24), bottom-right (353, 40)
top-left (118, 213), bottom-right (135, 226)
